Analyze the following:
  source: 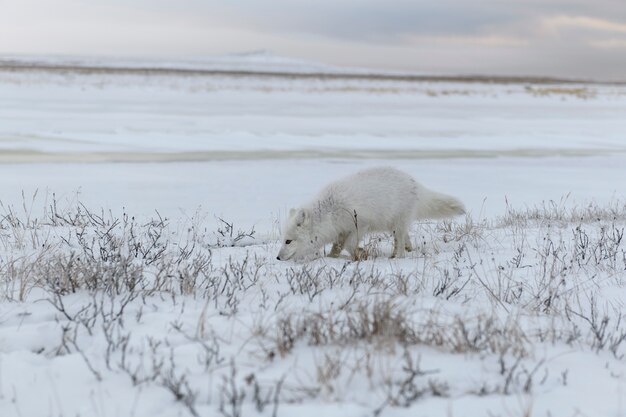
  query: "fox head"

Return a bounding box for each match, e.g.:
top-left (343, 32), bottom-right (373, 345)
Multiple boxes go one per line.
top-left (276, 208), bottom-right (317, 261)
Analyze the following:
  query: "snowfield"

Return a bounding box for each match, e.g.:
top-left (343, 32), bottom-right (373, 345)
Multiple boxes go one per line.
top-left (0, 56), bottom-right (625, 417)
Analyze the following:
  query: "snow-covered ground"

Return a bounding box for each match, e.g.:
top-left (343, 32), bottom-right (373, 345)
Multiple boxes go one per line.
top-left (0, 57), bottom-right (625, 417)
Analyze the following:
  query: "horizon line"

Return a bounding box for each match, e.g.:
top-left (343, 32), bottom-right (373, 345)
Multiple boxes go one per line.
top-left (1, 54), bottom-right (624, 85)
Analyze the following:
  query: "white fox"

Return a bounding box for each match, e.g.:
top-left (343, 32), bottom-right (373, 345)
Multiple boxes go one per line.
top-left (276, 167), bottom-right (465, 261)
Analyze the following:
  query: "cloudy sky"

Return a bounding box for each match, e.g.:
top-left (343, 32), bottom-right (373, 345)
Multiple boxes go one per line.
top-left (1, 0), bottom-right (626, 79)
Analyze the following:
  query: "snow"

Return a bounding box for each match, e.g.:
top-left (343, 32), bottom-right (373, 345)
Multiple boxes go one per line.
top-left (0, 56), bottom-right (625, 417)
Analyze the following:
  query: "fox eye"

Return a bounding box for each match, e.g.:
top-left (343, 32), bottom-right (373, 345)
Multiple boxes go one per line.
top-left (285, 240), bottom-right (292, 244)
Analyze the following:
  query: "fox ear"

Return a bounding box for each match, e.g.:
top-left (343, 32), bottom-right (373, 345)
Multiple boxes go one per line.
top-left (295, 209), bottom-right (308, 226)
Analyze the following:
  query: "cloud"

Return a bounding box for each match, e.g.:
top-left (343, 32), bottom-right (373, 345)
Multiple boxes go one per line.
top-left (203, 0), bottom-right (523, 40)
top-left (589, 38), bottom-right (626, 49)
top-left (541, 15), bottom-right (626, 34)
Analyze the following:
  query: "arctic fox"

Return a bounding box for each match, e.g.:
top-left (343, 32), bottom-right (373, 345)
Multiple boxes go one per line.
top-left (276, 167), bottom-right (465, 261)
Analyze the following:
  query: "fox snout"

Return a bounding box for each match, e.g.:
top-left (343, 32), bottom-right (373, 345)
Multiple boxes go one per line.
top-left (276, 252), bottom-right (289, 261)
top-left (276, 249), bottom-right (287, 261)
top-left (276, 248), bottom-right (293, 261)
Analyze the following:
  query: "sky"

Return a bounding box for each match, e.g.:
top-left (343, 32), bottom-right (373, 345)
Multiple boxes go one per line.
top-left (1, 0), bottom-right (626, 80)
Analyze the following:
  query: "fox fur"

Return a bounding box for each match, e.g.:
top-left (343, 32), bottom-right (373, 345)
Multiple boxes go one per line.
top-left (276, 167), bottom-right (465, 261)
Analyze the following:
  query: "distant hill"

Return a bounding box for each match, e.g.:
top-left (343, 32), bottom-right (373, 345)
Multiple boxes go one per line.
top-left (0, 52), bottom-right (618, 85)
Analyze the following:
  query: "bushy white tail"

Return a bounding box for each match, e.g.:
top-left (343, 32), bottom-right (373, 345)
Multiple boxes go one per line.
top-left (416, 187), bottom-right (466, 219)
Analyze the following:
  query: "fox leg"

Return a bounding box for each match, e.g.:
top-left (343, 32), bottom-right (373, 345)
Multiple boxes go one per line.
top-left (391, 227), bottom-right (409, 258)
top-left (329, 232), bottom-right (348, 257)
top-left (344, 230), bottom-right (367, 261)
top-left (404, 232), bottom-right (413, 252)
